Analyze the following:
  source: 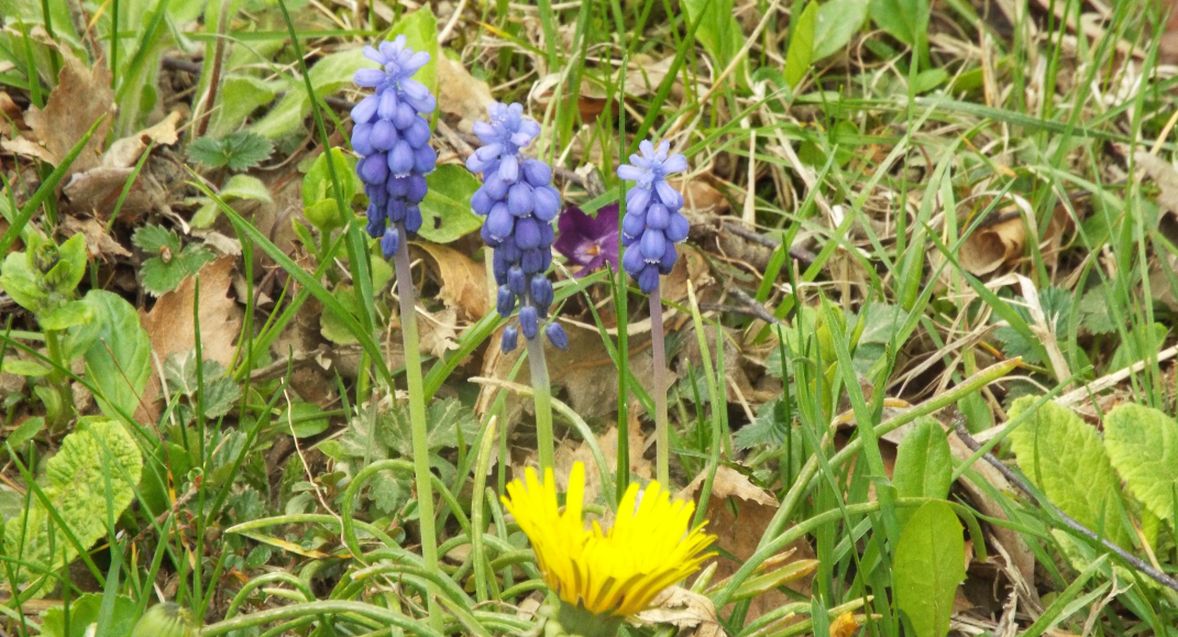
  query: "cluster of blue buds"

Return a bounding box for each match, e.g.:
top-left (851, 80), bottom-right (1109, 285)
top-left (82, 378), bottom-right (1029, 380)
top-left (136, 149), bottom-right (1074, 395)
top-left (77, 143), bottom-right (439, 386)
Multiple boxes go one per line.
top-left (466, 102), bottom-right (568, 352)
top-left (351, 35), bottom-right (438, 258)
top-left (617, 140), bottom-right (690, 293)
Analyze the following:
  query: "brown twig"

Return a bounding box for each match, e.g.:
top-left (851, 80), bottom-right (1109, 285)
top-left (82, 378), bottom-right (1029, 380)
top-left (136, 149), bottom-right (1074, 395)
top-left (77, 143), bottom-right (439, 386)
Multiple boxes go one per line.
top-left (718, 219), bottom-right (817, 265)
top-left (952, 420), bottom-right (1178, 593)
top-left (192, 0), bottom-right (232, 139)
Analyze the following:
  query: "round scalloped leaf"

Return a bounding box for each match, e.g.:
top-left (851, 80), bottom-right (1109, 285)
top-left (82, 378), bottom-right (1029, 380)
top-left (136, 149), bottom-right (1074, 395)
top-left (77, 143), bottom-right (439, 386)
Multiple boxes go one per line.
top-left (3, 420), bottom-right (142, 593)
top-left (1008, 396), bottom-right (1129, 548)
top-left (1104, 403), bottom-right (1178, 526)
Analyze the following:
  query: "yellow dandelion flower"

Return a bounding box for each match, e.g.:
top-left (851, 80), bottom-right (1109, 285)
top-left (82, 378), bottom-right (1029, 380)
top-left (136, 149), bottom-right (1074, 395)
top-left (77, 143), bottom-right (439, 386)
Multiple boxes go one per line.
top-left (501, 461), bottom-right (715, 621)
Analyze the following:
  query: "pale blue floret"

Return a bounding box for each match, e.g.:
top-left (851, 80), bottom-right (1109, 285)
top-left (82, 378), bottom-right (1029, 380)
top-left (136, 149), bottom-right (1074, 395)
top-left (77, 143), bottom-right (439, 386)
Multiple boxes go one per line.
top-left (616, 140), bottom-right (690, 293)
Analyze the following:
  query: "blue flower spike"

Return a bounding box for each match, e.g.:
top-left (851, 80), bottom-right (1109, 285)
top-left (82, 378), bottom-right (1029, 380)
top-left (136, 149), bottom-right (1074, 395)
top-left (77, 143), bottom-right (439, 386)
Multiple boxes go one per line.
top-left (351, 35), bottom-right (437, 259)
top-left (617, 140), bottom-right (690, 293)
top-left (467, 102), bottom-right (568, 353)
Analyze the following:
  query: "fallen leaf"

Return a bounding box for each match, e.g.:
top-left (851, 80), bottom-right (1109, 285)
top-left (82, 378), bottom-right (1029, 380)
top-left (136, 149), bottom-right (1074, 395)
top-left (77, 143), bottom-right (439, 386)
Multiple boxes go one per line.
top-left (477, 322), bottom-right (657, 424)
top-left (946, 431), bottom-right (1037, 589)
top-left (103, 109), bottom-right (184, 169)
top-left (2, 136), bottom-right (58, 164)
top-left (959, 213), bottom-right (1026, 276)
top-left (0, 91), bottom-right (19, 136)
top-left (638, 586), bottom-right (726, 637)
top-left (437, 54), bottom-right (494, 132)
top-left (416, 242), bottom-right (489, 320)
top-left (680, 466), bottom-right (815, 619)
top-left (1135, 151), bottom-right (1178, 215)
top-left (673, 177), bottom-right (730, 216)
top-left (138, 256), bottom-right (242, 423)
top-left (416, 306), bottom-right (461, 358)
top-left (61, 216), bottom-right (131, 260)
top-left (681, 464), bottom-right (775, 506)
top-left (552, 419), bottom-right (651, 505)
top-left (63, 165), bottom-right (170, 219)
top-left (530, 56), bottom-right (676, 122)
top-left (1162, 0), bottom-right (1178, 64)
top-left (23, 51), bottom-right (113, 172)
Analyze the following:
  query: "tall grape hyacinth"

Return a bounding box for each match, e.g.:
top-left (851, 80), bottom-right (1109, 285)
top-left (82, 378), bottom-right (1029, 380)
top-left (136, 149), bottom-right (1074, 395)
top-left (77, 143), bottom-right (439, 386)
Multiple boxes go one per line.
top-left (467, 101), bottom-right (566, 472)
top-left (618, 139), bottom-right (689, 487)
top-left (466, 102), bottom-right (567, 353)
top-left (618, 140), bottom-right (689, 293)
top-left (350, 36), bottom-right (442, 627)
top-left (351, 35), bottom-right (438, 258)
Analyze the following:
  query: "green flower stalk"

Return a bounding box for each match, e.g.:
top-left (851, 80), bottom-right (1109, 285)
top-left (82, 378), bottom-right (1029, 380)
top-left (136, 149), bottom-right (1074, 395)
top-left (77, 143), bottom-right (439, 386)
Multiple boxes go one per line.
top-left (466, 102), bottom-right (568, 471)
top-left (618, 140), bottom-right (690, 487)
top-left (350, 36), bottom-right (441, 626)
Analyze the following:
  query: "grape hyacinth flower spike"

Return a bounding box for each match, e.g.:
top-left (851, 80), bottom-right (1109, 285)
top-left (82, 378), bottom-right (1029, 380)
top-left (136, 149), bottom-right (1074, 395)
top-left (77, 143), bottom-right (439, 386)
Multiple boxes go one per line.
top-left (466, 102), bottom-right (567, 353)
top-left (350, 36), bottom-right (442, 628)
top-left (467, 102), bottom-right (566, 471)
top-left (617, 139), bottom-right (689, 487)
top-left (351, 35), bottom-right (438, 259)
top-left (618, 140), bottom-right (689, 293)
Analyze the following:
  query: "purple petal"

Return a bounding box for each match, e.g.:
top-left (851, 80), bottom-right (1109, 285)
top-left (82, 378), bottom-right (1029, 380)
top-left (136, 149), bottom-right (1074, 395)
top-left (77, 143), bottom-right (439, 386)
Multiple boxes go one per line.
top-left (662, 153), bottom-right (688, 174)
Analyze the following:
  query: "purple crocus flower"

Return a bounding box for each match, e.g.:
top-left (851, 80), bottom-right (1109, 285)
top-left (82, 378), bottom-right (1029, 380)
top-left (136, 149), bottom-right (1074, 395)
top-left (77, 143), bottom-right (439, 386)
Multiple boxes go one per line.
top-left (351, 35), bottom-right (437, 259)
top-left (554, 204), bottom-right (619, 276)
top-left (617, 140), bottom-right (689, 293)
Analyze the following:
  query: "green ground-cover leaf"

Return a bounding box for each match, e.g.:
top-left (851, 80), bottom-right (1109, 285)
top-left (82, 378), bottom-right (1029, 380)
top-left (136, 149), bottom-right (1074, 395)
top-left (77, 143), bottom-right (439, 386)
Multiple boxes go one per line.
top-left (187, 131), bottom-right (274, 171)
top-left (893, 418), bottom-right (952, 526)
top-left (253, 8), bottom-right (438, 140)
top-left (783, 1), bottom-right (817, 89)
top-left (3, 420), bottom-right (143, 591)
top-left (1008, 396), bottom-right (1129, 548)
top-left (1104, 404), bottom-right (1178, 528)
top-left (813, 0), bottom-right (869, 59)
top-left (419, 165), bottom-right (483, 243)
top-left (40, 592), bottom-right (137, 637)
top-left (133, 224), bottom-right (217, 296)
top-left (81, 291), bottom-right (152, 421)
top-left (683, 0), bottom-right (747, 87)
top-left (894, 501), bottom-right (965, 637)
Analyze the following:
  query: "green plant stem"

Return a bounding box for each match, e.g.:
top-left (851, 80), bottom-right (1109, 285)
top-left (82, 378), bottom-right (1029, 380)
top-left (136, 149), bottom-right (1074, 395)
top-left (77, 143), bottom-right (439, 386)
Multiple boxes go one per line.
top-left (43, 330), bottom-right (72, 425)
top-left (200, 600), bottom-right (442, 637)
top-left (392, 230), bottom-right (441, 629)
top-left (650, 288), bottom-right (670, 487)
top-left (526, 332), bottom-right (555, 472)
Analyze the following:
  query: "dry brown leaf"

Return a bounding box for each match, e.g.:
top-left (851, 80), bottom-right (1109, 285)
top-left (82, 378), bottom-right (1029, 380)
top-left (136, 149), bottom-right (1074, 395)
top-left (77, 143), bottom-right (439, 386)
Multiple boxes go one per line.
top-left (1162, 0), bottom-right (1178, 64)
top-left (947, 431), bottom-right (1037, 590)
top-left (61, 216), bottom-right (131, 260)
top-left (959, 215), bottom-right (1026, 276)
top-left (24, 51), bottom-right (113, 172)
top-left (2, 136), bottom-right (58, 164)
top-left (415, 242), bottom-right (489, 320)
top-left (680, 466), bottom-right (815, 620)
top-left (551, 419), bottom-right (652, 504)
top-left (1136, 151), bottom-right (1178, 214)
top-left (477, 322), bottom-right (656, 423)
top-left (0, 91), bottom-right (20, 136)
top-left (103, 109), bottom-right (183, 169)
top-left (674, 177), bottom-right (730, 216)
top-left (661, 244), bottom-right (712, 305)
top-left (530, 56), bottom-right (675, 122)
top-left (637, 586), bottom-right (726, 637)
top-left (416, 306), bottom-right (461, 358)
top-left (138, 256), bottom-right (242, 423)
top-left (63, 165), bottom-right (170, 218)
top-left (437, 54), bottom-right (494, 132)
